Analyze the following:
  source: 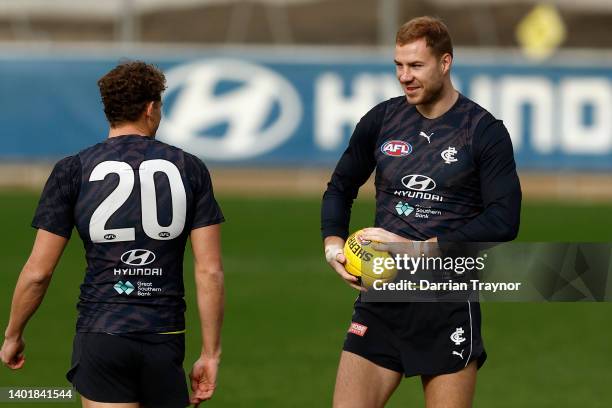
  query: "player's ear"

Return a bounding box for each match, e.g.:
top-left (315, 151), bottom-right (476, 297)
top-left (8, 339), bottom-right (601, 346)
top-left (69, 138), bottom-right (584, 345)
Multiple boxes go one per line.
top-left (145, 101), bottom-right (155, 118)
top-left (440, 53), bottom-right (452, 75)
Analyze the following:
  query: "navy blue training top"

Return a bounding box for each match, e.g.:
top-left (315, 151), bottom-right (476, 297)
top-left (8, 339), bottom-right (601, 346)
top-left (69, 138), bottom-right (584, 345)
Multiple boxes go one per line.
top-left (32, 135), bottom-right (224, 333)
top-left (321, 94), bottom-right (521, 243)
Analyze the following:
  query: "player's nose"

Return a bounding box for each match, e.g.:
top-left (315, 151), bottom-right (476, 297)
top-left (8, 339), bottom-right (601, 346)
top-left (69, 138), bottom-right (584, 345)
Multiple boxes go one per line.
top-left (398, 70), bottom-right (414, 83)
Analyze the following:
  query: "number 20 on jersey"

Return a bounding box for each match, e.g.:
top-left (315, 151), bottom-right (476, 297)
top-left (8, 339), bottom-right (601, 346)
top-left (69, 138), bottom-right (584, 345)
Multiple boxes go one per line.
top-left (89, 159), bottom-right (187, 243)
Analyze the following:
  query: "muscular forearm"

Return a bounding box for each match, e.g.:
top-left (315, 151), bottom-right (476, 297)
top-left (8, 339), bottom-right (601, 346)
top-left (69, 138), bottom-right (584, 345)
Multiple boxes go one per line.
top-left (195, 267), bottom-right (224, 359)
top-left (4, 265), bottom-right (52, 340)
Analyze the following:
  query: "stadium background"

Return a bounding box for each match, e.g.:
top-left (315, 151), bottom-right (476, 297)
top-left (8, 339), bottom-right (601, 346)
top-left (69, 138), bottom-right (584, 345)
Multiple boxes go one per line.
top-left (1, 0), bottom-right (611, 406)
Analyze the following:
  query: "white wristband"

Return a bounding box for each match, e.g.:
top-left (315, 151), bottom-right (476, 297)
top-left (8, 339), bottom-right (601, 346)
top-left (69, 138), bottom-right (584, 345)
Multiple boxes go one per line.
top-left (325, 245), bottom-right (343, 263)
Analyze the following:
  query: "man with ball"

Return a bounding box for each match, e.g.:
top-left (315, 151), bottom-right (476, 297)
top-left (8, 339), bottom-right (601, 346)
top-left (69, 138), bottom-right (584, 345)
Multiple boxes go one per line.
top-left (321, 16), bottom-right (521, 408)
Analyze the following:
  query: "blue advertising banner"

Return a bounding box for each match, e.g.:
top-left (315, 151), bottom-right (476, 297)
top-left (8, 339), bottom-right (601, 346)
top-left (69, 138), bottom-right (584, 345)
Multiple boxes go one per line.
top-left (1, 47), bottom-right (612, 169)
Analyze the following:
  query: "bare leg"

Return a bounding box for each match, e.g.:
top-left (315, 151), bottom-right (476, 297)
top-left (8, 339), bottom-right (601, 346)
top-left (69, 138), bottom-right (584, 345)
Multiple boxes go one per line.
top-left (421, 360), bottom-right (478, 408)
top-left (81, 396), bottom-right (140, 408)
top-left (333, 351), bottom-right (402, 408)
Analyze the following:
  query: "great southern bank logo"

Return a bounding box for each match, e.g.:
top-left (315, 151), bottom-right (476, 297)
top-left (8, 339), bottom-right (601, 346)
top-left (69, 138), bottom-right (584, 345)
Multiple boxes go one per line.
top-left (158, 59), bottom-right (302, 160)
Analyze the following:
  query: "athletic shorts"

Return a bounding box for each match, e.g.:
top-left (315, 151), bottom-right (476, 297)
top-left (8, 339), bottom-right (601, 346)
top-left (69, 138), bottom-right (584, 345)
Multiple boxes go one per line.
top-left (66, 332), bottom-right (189, 408)
top-left (343, 298), bottom-right (487, 377)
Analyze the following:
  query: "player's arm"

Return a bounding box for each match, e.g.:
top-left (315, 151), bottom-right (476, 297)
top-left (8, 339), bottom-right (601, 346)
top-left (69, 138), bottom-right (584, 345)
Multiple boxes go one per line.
top-left (321, 102), bottom-right (385, 289)
top-left (438, 119), bottom-right (522, 243)
top-left (184, 153), bottom-right (226, 404)
top-left (191, 224), bottom-right (224, 360)
top-left (2, 156), bottom-right (78, 370)
top-left (1, 230), bottom-right (68, 369)
top-left (189, 224), bottom-right (224, 404)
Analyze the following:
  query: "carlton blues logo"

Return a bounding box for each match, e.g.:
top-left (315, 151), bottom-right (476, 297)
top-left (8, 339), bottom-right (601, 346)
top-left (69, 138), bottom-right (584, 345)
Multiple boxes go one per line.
top-left (381, 140), bottom-right (412, 157)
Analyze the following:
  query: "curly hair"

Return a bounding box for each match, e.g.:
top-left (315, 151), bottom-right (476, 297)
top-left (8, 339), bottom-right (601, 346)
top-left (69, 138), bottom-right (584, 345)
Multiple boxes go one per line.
top-left (98, 61), bottom-right (167, 126)
top-left (396, 16), bottom-right (453, 58)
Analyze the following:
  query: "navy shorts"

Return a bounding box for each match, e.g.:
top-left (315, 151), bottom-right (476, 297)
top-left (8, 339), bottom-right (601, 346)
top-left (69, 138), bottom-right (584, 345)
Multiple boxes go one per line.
top-left (66, 332), bottom-right (189, 408)
top-left (343, 298), bottom-right (487, 377)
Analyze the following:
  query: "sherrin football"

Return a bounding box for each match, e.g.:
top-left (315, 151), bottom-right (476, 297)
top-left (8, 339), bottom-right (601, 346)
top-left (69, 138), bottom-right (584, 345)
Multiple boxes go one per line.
top-left (343, 230), bottom-right (396, 287)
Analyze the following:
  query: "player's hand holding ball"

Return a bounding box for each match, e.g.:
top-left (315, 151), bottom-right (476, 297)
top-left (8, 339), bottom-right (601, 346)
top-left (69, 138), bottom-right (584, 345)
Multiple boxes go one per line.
top-left (359, 227), bottom-right (411, 251)
top-left (360, 227), bottom-right (440, 258)
top-left (343, 229), bottom-right (397, 287)
top-left (324, 236), bottom-right (364, 291)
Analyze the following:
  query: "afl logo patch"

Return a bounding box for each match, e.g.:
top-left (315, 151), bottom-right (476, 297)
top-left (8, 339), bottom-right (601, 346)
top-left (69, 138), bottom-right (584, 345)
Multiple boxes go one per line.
top-left (381, 140), bottom-right (412, 157)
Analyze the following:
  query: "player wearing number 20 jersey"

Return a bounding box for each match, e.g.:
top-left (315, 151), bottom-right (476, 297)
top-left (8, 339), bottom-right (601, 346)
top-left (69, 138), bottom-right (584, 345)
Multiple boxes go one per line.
top-left (32, 136), bottom-right (223, 333)
top-left (1, 61), bottom-right (224, 408)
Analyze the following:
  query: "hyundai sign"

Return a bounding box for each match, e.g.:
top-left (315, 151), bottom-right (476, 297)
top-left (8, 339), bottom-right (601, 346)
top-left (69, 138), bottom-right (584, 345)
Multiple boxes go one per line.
top-left (1, 47), bottom-right (612, 169)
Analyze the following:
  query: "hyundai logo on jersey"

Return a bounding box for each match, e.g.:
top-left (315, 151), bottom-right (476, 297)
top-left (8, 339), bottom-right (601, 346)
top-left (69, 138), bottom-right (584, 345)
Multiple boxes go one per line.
top-left (121, 250), bottom-right (156, 266)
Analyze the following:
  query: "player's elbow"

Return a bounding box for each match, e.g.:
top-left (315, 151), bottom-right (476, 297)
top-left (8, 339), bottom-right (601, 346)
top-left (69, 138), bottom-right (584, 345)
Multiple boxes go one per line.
top-left (194, 265), bottom-right (224, 296)
top-left (500, 222), bottom-right (519, 241)
top-left (504, 206), bottom-right (521, 241)
top-left (195, 263), bottom-right (224, 280)
top-left (496, 216), bottom-right (520, 241)
top-left (487, 201), bottom-right (520, 242)
top-left (22, 262), bottom-right (53, 286)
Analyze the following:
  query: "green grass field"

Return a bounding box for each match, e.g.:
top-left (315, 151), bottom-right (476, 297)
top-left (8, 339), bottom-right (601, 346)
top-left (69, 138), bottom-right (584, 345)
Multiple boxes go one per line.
top-left (1, 191), bottom-right (611, 407)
